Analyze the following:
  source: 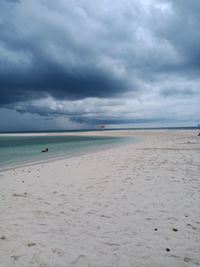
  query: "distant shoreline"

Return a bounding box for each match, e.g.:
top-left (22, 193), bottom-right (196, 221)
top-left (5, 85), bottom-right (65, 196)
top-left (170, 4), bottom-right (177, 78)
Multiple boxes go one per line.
top-left (0, 126), bottom-right (199, 135)
top-left (0, 126), bottom-right (200, 136)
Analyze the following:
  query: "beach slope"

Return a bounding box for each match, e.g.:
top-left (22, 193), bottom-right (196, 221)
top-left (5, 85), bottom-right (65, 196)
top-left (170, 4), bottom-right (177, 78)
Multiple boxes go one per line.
top-left (0, 130), bottom-right (200, 267)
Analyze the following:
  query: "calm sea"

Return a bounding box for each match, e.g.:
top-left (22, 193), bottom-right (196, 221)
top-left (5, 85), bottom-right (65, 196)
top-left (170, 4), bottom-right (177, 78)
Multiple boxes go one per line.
top-left (0, 135), bottom-right (131, 171)
top-left (0, 127), bottom-right (199, 171)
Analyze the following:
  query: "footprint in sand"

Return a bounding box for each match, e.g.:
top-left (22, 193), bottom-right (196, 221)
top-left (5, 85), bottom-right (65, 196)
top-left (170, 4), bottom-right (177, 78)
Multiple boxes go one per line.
top-left (11, 255), bottom-right (21, 261)
top-left (184, 257), bottom-right (200, 266)
top-left (12, 192), bottom-right (28, 197)
top-left (187, 223), bottom-right (197, 230)
top-left (73, 255), bottom-right (91, 267)
top-left (27, 242), bottom-right (37, 247)
top-left (52, 248), bottom-right (63, 256)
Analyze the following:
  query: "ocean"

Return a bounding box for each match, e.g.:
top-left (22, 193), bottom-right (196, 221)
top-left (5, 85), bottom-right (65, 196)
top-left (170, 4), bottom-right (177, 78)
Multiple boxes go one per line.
top-left (0, 126), bottom-right (199, 171)
top-left (0, 134), bottom-right (130, 171)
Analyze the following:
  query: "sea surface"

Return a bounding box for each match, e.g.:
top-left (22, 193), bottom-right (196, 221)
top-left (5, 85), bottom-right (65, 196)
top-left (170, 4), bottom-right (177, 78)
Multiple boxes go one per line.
top-left (0, 135), bottom-right (132, 171)
top-left (0, 126), bottom-right (199, 171)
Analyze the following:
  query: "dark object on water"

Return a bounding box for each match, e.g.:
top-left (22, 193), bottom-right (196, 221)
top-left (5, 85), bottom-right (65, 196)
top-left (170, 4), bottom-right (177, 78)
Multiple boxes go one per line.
top-left (172, 228), bottom-right (178, 232)
top-left (41, 148), bottom-right (49, 152)
top-left (166, 248), bottom-right (170, 252)
top-left (198, 132), bottom-right (200, 136)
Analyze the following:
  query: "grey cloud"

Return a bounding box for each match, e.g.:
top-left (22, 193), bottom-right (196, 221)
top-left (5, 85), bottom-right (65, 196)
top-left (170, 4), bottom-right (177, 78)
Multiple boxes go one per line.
top-left (0, 0), bottom-right (133, 106)
top-left (161, 88), bottom-right (197, 97)
top-left (0, 60), bottom-right (129, 105)
top-left (0, 108), bottom-right (68, 131)
top-left (0, 0), bottom-right (200, 129)
top-left (71, 116), bottom-right (167, 125)
top-left (152, 0), bottom-right (200, 75)
top-left (5, 0), bottom-right (20, 3)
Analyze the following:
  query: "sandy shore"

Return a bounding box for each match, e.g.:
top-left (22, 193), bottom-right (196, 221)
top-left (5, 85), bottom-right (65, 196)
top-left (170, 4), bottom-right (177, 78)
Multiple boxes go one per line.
top-left (0, 130), bottom-right (200, 267)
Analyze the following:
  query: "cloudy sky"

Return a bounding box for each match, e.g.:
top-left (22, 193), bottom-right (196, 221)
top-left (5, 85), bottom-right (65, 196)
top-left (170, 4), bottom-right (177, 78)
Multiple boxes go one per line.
top-left (0, 0), bottom-right (200, 131)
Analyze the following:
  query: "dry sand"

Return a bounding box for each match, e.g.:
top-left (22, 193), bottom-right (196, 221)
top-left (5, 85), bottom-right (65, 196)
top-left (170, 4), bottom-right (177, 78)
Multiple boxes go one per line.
top-left (0, 130), bottom-right (200, 267)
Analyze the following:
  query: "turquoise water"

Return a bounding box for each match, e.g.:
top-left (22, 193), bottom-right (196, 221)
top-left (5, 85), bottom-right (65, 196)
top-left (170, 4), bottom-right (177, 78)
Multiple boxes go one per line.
top-left (0, 135), bottom-right (130, 170)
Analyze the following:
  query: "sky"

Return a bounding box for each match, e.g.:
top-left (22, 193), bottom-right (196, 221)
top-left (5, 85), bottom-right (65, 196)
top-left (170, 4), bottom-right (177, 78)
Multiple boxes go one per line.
top-left (0, 0), bottom-right (200, 131)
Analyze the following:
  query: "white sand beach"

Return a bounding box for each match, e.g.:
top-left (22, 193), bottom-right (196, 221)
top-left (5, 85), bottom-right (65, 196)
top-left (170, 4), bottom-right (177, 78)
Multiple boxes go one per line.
top-left (0, 130), bottom-right (200, 267)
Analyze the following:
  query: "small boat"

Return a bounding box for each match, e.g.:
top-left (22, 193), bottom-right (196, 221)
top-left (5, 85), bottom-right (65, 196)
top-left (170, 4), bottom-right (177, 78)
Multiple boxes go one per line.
top-left (41, 148), bottom-right (49, 152)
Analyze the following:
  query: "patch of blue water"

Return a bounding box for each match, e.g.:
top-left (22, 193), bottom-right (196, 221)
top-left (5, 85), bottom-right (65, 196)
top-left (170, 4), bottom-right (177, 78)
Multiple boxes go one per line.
top-left (0, 135), bottom-right (134, 170)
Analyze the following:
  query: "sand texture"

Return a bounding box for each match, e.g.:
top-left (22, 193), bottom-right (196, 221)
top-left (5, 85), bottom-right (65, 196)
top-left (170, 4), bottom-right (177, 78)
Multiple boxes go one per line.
top-left (0, 130), bottom-right (200, 267)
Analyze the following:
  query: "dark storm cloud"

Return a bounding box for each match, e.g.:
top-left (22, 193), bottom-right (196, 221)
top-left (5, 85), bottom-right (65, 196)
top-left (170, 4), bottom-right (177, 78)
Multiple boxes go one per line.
top-left (71, 116), bottom-right (166, 125)
top-left (0, 0), bottom-right (200, 101)
top-left (0, 0), bottom-right (132, 107)
top-left (0, 31), bottom-right (129, 106)
top-left (0, 0), bottom-right (200, 128)
top-left (0, 59), bottom-right (128, 105)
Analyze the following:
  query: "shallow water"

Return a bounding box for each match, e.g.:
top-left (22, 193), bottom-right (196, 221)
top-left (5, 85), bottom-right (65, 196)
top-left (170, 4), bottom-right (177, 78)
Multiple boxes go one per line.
top-left (0, 135), bottom-right (133, 170)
